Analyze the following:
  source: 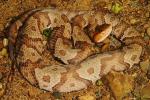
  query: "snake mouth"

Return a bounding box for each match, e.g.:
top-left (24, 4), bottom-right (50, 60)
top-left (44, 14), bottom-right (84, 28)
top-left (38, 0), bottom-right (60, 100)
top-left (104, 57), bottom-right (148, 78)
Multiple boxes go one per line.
top-left (8, 8), bottom-right (143, 93)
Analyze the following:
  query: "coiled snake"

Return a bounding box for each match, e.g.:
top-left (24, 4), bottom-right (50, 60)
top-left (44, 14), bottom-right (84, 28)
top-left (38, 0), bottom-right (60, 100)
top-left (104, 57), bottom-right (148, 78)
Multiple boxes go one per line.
top-left (8, 8), bottom-right (143, 92)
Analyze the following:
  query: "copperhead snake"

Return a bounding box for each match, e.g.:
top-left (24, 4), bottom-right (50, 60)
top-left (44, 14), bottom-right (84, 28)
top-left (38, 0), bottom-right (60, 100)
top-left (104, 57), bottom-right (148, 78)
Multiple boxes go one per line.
top-left (8, 8), bottom-right (143, 92)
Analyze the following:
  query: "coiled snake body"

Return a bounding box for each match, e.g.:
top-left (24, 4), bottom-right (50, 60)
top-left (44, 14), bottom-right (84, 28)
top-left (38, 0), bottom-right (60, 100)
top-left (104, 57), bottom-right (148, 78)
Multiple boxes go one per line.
top-left (8, 8), bottom-right (143, 92)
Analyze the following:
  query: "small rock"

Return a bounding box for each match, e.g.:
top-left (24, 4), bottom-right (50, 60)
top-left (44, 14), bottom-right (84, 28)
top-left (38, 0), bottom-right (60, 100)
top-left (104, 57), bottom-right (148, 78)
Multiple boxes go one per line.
top-left (130, 18), bottom-right (137, 25)
top-left (107, 3), bottom-right (112, 10)
top-left (106, 71), bottom-right (134, 99)
top-left (3, 38), bottom-right (8, 47)
top-left (146, 27), bottom-right (150, 36)
top-left (141, 83), bottom-right (150, 99)
top-left (140, 59), bottom-right (150, 73)
top-left (0, 83), bottom-right (3, 89)
top-left (0, 72), bottom-right (2, 80)
top-left (0, 88), bottom-right (4, 97)
top-left (78, 94), bottom-right (95, 100)
top-left (141, 33), bottom-right (145, 37)
top-left (145, 12), bottom-right (150, 18)
top-left (0, 48), bottom-right (7, 57)
top-left (143, 24), bottom-right (149, 29)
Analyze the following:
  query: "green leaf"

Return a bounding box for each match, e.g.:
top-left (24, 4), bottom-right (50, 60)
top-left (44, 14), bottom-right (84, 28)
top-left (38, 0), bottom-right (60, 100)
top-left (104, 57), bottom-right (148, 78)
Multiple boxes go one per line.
top-left (95, 79), bottom-right (103, 86)
top-left (111, 3), bottom-right (123, 14)
top-left (43, 28), bottom-right (53, 38)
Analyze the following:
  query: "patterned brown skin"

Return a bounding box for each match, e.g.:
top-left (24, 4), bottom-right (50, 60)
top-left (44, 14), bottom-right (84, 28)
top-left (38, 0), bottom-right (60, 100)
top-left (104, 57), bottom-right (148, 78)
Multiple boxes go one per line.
top-left (47, 25), bottom-right (65, 51)
top-left (68, 42), bottom-right (98, 64)
top-left (8, 9), bottom-right (41, 61)
top-left (8, 8), bottom-right (143, 92)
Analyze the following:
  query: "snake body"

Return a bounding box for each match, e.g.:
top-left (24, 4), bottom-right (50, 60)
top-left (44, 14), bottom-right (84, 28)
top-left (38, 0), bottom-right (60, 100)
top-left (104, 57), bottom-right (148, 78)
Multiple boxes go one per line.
top-left (8, 8), bottom-right (143, 92)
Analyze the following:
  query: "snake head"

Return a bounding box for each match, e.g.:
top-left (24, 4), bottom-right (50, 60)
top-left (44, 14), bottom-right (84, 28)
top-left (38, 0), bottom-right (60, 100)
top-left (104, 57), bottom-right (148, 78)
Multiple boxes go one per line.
top-left (93, 24), bottom-right (112, 43)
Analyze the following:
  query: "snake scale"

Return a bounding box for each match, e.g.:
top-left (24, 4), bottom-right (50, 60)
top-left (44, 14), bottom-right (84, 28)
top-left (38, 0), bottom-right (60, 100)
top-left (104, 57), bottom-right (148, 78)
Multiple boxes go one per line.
top-left (8, 8), bottom-right (143, 92)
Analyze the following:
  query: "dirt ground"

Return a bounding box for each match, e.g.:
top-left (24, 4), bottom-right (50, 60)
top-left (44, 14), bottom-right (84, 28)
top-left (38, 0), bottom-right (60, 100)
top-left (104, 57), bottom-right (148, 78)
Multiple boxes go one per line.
top-left (0, 0), bottom-right (150, 100)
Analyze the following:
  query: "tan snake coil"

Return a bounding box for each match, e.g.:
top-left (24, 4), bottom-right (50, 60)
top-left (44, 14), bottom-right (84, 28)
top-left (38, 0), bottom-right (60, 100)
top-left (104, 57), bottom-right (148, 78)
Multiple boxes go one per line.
top-left (8, 8), bottom-right (143, 92)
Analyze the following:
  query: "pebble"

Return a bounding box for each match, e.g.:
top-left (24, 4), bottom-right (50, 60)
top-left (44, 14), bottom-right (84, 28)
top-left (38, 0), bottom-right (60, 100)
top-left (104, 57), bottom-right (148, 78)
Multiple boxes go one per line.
top-left (143, 24), bottom-right (149, 29)
top-left (78, 94), bottom-right (95, 100)
top-left (141, 33), bottom-right (145, 37)
top-left (0, 72), bottom-right (2, 80)
top-left (0, 48), bottom-right (7, 56)
top-left (140, 59), bottom-right (150, 73)
top-left (0, 87), bottom-right (4, 97)
top-left (145, 12), bottom-right (150, 18)
top-left (130, 18), bottom-right (137, 25)
top-left (0, 83), bottom-right (3, 89)
top-left (146, 27), bottom-right (150, 36)
top-left (3, 38), bottom-right (8, 47)
top-left (141, 83), bottom-right (150, 98)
